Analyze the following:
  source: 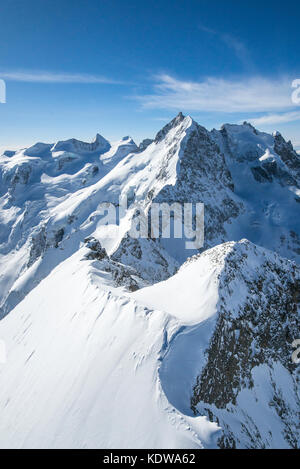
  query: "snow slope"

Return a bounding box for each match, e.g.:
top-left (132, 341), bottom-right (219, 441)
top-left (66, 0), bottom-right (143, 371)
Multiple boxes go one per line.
top-left (0, 240), bottom-right (298, 448)
top-left (134, 240), bottom-right (300, 448)
top-left (0, 248), bottom-right (220, 449)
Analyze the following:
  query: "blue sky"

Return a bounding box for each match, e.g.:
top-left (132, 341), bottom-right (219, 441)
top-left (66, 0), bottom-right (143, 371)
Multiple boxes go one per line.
top-left (0, 0), bottom-right (300, 150)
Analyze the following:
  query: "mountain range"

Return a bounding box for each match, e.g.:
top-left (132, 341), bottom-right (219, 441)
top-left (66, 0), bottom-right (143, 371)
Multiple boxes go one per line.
top-left (0, 113), bottom-right (299, 448)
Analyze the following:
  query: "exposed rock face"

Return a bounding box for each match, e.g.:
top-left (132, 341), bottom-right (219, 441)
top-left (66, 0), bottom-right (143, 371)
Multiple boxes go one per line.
top-left (154, 121), bottom-right (241, 249)
top-left (111, 235), bottom-right (178, 284)
top-left (190, 240), bottom-right (300, 448)
top-left (84, 237), bottom-right (108, 261)
top-left (212, 123), bottom-right (300, 188)
top-left (51, 133), bottom-right (111, 154)
top-left (28, 226), bottom-right (47, 267)
top-left (137, 138), bottom-right (154, 152)
top-left (274, 132), bottom-right (300, 182)
top-left (154, 112), bottom-right (185, 143)
top-left (84, 237), bottom-right (141, 291)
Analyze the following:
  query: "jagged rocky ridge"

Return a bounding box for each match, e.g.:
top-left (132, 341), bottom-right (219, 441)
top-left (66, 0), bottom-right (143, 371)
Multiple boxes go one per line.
top-left (0, 114), bottom-right (299, 448)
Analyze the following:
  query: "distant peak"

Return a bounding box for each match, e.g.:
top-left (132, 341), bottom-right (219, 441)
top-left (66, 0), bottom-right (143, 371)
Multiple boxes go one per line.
top-left (221, 121), bottom-right (259, 135)
top-left (120, 136), bottom-right (136, 145)
top-left (24, 142), bottom-right (53, 157)
top-left (2, 150), bottom-right (16, 157)
top-left (52, 133), bottom-right (110, 154)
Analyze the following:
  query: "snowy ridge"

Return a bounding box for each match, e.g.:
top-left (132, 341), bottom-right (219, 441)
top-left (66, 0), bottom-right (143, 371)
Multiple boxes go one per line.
top-left (134, 240), bottom-right (300, 448)
top-left (0, 247), bottom-right (220, 448)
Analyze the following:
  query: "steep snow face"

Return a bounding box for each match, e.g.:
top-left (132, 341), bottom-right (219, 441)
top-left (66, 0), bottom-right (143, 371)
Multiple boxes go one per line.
top-left (0, 114), bottom-right (196, 316)
top-left (133, 240), bottom-right (300, 448)
top-left (132, 250), bottom-right (220, 324)
top-left (0, 248), bottom-right (220, 449)
top-left (0, 240), bottom-right (298, 448)
top-left (100, 136), bottom-right (137, 168)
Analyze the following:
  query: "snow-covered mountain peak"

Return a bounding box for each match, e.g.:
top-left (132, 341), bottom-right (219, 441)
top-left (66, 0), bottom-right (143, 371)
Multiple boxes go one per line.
top-left (51, 133), bottom-right (110, 155)
top-left (23, 142), bottom-right (54, 157)
top-left (130, 238), bottom-right (299, 447)
top-left (99, 136), bottom-right (137, 166)
top-left (154, 112), bottom-right (194, 143)
top-left (121, 135), bottom-right (135, 143)
top-left (220, 121), bottom-right (258, 134)
top-left (214, 122), bottom-right (272, 161)
top-left (2, 150), bottom-right (16, 158)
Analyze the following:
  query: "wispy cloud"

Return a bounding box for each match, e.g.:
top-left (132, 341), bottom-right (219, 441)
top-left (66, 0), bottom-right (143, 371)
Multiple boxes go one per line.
top-left (138, 74), bottom-right (294, 113)
top-left (0, 70), bottom-right (123, 85)
top-left (246, 111), bottom-right (300, 126)
top-left (198, 24), bottom-right (253, 70)
top-left (151, 117), bottom-right (173, 122)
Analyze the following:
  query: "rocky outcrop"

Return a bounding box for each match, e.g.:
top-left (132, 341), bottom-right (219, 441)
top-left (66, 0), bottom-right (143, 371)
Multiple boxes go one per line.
top-left (51, 133), bottom-right (110, 154)
top-left (190, 240), bottom-right (300, 448)
top-left (84, 236), bottom-right (141, 291)
top-left (274, 132), bottom-right (300, 182)
top-left (153, 120), bottom-right (242, 248)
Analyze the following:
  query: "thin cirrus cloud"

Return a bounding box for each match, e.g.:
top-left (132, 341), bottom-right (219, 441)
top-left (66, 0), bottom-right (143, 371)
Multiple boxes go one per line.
top-left (198, 24), bottom-right (254, 71)
top-left (0, 70), bottom-right (124, 85)
top-left (138, 74), bottom-right (295, 113)
top-left (246, 111), bottom-right (300, 126)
